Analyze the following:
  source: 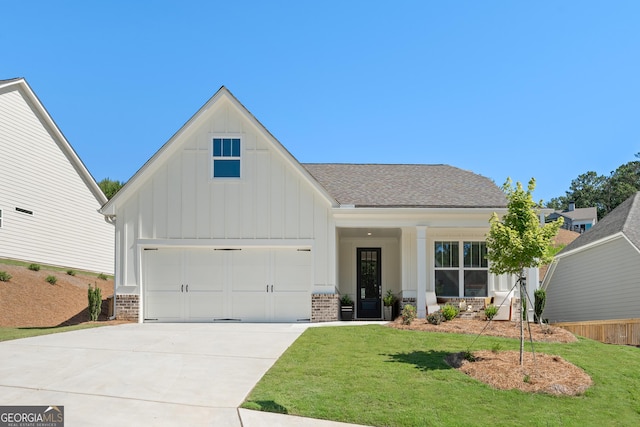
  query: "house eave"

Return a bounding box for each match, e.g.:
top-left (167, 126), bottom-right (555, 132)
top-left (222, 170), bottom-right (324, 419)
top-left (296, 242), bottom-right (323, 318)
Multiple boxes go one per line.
top-left (555, 232), bottom-right (628, 258)
top-left (332, 206), bottom-right (507, 228)
top-left (2, 78), bottom-right (108, 206)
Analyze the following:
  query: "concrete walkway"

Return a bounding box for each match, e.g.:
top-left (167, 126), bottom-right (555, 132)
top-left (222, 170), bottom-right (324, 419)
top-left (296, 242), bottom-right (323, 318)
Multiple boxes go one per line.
top-left (0, 322), bottom-right (376, 426)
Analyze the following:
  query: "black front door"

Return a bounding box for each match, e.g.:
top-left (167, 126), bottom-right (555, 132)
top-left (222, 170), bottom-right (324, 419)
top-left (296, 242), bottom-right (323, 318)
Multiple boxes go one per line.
top-left (357, 248), bottom-right (381, 319)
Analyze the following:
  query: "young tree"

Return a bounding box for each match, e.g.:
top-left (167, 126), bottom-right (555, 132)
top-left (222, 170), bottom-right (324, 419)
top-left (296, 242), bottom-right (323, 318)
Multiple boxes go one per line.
top-left (486, 178), bottom-right (563, 365)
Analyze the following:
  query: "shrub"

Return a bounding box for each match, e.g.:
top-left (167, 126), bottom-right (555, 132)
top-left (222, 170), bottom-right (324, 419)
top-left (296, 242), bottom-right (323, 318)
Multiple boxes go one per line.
top-left (0, 271), bottom-right (12, 282)
top-left (28, 263), bottom-right (41, 271)
top-left (484, 304), bottom-right (498, 320)
top-left (88, 283), bottom-right (102, 321)
top-left (45, 275), bottom-right (57, 285)
top-left (340, 294), bottom-right (353, 306)
top-left (534, 289), bottom-right (546, 323)
top-left (441, 303), bottom-right (459, 321)
top-left (67, 269), bottom-right (76, 276)
top-left (97, 273), bottom-right (108, 280)
top-left (401, 304), bottom-right (416, 325)
top-left (383, 289), bottom-right (396, 307)
top-left (427, 311), bottom-right (445, 325)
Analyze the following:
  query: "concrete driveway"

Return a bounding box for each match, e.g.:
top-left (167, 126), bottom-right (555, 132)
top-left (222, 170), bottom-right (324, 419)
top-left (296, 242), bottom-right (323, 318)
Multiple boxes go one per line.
top-left (0, 323), bottom-right (367, 426)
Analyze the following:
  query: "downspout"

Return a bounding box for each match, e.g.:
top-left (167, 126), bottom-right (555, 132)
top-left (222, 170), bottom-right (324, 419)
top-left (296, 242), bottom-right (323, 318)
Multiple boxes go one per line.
top-left (105, 214), bottom-right (117, 320)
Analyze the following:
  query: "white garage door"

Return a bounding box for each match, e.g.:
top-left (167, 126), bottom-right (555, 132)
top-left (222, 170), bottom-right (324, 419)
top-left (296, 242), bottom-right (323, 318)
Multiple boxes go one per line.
top-left (144, 247), bottom-right (311, 322)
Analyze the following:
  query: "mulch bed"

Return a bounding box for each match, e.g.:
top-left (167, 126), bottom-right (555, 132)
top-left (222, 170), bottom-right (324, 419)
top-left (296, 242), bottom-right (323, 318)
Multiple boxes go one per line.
top-left (388, 317), bottom-right (578, 343)
top-left (389, 317), bottom-right (592, 395)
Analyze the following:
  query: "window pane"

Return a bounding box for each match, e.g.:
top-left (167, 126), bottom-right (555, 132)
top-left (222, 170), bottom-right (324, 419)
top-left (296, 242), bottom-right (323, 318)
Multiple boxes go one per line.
top-left (223, 138), bottom-right (232, 156)
top-left (480, 243), bottom-right (487, 267)
top-left (435, 270), bottom-right (459, 297)
top-left (464, 242), bottom-right (487, 267)
top-left (232, 138), bottom-right (240, 156)
top-left (464, 270), bottom-right (487, 297)
top-left (434, 241), bottom-right (459, 268)
top-left (213, 159), bottom-right (240, 177)
top-left (213, 139), bottom-right (222, 156)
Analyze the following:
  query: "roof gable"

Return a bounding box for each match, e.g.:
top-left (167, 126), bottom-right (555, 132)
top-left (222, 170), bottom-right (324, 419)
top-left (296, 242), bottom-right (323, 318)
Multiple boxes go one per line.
top-left (101, 86), bottom-right (336, 214)
top-left (560, 192), bottom-right (640, 253)
top-left (303, 163), bottom-right (507, 208)
top-left (0, 78), bottom-right (107, 205)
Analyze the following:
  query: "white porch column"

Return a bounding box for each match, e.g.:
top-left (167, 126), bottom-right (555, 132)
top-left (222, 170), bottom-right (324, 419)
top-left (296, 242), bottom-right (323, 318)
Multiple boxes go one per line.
top-left (416, 226), bottom-right (427, 318)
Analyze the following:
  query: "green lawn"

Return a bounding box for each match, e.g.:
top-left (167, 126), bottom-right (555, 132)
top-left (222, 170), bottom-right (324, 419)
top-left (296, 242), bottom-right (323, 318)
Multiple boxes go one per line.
top-left (243, 325), bottom-right (640, 427)
top-left (0, 323), bottom-right (106, 342)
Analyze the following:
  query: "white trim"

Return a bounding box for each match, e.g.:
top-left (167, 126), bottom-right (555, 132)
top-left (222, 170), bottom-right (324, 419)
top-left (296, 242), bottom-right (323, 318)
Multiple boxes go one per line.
top-left (136, 238), bottom-right (314, 249)
top-left (210, 134), bottom-right (243, 180)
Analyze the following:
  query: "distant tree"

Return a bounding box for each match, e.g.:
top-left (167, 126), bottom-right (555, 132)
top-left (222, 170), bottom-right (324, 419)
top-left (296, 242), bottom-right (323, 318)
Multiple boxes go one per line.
top-left (603, 161), bottom-right (640, 215)
top-left (98, 178), bottom-right (125, 200)
top-left (545, 154), bottom-right (640, 219)
top-left (486, 178), bottom-right (563, 365)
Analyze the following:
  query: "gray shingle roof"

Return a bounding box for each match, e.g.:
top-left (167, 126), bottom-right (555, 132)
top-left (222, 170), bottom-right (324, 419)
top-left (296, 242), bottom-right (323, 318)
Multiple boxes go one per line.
top-left (561, 192), bottom-right (640, 253)
top-left (302, 163), bottom-right (507, 208)
top-left (551, 207), bottom-right (597, 221)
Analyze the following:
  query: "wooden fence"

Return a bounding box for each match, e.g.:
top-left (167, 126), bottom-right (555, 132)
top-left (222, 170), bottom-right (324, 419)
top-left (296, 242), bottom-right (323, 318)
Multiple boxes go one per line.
top-left (553, 318), bottom-right (640, 346)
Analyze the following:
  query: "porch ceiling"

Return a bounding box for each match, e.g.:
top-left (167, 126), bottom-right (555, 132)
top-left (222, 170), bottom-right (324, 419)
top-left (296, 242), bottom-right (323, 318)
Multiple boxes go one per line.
top-left (338, 227), bottom-right (401, 239)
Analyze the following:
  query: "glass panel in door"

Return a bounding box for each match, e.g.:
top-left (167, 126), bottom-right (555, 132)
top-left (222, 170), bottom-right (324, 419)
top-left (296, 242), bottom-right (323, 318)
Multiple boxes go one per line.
top-left (357, 248), bottom-right (381, 319)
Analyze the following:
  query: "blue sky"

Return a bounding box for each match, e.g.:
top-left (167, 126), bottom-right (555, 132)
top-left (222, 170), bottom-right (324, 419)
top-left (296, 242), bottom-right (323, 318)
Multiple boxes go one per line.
top-left (3, 1), bottom-right (639, 204)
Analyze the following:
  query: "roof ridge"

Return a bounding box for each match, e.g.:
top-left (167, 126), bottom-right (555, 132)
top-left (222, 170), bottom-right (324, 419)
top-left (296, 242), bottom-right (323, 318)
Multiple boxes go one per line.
top-left (302, 163), bottom-right (449, 166)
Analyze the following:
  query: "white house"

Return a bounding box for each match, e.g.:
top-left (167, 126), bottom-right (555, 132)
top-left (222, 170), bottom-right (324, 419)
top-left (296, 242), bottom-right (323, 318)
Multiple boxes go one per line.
top-left (542, 192), bottom-right (640, 323)
top-left (101, 86), bottom-right (535, 323)
top-left (0, 78), bottom-right (114, 274)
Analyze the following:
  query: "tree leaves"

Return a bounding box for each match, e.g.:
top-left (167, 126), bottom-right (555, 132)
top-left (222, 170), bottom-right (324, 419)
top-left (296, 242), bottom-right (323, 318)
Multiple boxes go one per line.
top-left (486, 178), bottom-right (563, 276)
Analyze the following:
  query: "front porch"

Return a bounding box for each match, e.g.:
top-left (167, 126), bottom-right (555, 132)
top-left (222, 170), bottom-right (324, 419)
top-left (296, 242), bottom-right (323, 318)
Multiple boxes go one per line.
top-left (332, 225), bottom-right (505, 321)
top-left (308, 224), bottom-right (537, 323)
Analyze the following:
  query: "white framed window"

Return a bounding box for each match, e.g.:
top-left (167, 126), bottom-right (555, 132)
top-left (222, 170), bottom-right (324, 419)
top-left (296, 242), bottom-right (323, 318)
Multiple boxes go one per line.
top-left (434, 241), bottom-right (488, 297)
top-left (0, 209), bottom-right (3, 228)
top-left (212, 137), bottom-right (241, 178)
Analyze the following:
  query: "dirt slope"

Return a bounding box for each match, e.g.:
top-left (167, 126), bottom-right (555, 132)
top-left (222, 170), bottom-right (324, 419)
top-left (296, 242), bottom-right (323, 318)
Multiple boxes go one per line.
top-left (0, 263), bottom-right (115, 327)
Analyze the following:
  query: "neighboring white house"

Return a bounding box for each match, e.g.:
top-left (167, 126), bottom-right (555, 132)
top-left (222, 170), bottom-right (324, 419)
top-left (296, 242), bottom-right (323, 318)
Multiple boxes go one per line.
top-left (101, 86), bottom-right (537, 323)
top-left (542, 192), bottom-right (640, 323)
top-left (0, 78), bottom-right (114, 273)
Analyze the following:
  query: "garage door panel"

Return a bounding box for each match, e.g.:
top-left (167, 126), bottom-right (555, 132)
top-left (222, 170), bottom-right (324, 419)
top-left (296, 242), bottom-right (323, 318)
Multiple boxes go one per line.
top-left (274, 250), bottom-right (311, 292)
top-left (145, 249), bottom-right (182, 292)
top-left (272, 292), bottom-right (310, 321)
top-left (186, 292), bottom-right (224, 320)
top-left (231, 250), bottom-right (269, 292)
top-left (186, 250), bottom-right (225, 292)
top-left (145, 293), bottom-right (182, 320)
top-left (231, 292), bottom-right (268, 321)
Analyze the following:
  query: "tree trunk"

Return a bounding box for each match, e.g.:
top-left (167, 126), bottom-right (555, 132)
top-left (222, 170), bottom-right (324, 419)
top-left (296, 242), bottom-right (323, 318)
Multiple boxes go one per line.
top-left (519, 274), bottom-right (525, 366)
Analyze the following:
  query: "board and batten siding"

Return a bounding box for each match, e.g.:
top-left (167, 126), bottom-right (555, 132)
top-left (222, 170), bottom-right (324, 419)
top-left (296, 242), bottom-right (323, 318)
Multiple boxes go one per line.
top-left (545, 237), bottom-right (640, 323)
top-left (0, 85), bottom-right (113, 273)
top-left (113, 98), bottom-right (335, 291)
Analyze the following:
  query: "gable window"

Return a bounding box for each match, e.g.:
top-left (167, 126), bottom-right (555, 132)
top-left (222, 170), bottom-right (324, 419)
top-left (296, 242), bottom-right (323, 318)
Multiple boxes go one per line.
top-left (435, 241), bottom-right (488, 297)
top-left (212, 137), bottom-right (241, 178)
